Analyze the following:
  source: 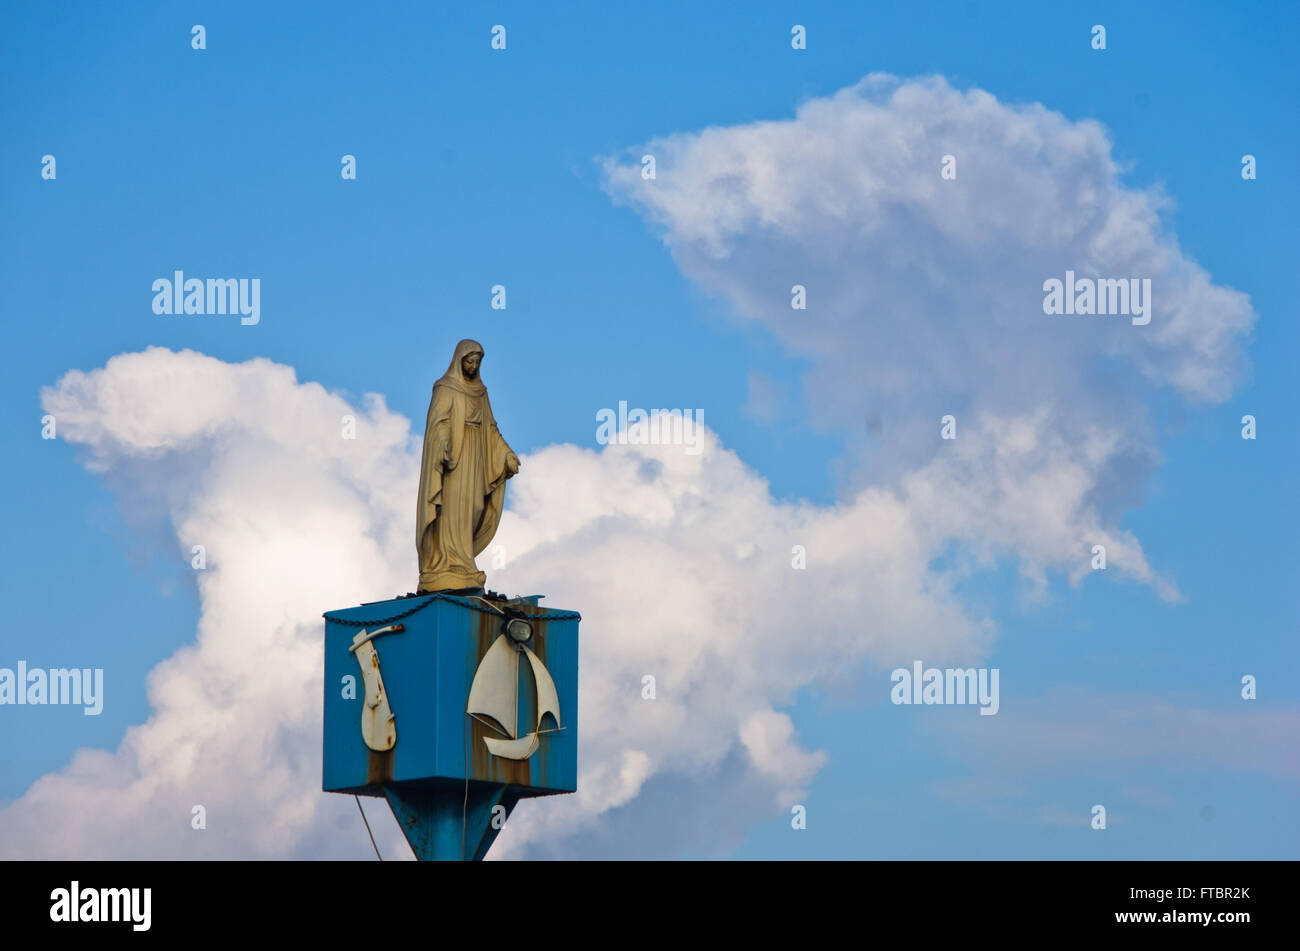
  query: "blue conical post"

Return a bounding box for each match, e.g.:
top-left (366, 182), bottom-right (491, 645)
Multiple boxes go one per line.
top-left (383, 782), bottom-right (521, 860)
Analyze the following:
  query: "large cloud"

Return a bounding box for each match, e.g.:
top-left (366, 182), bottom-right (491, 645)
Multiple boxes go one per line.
top-left (5, 346), bottom-right (987, 858)
top-left (602, 73), bottom-right (1254, 592)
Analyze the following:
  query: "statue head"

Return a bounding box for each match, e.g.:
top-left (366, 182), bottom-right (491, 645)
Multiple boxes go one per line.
top-left (461, 350), bottom-right (482, 380)
top-left (439, 339), bottom-right (486, 393)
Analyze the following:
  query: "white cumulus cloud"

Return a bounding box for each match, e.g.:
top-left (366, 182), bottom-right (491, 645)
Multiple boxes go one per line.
top-left (602, 73), bottom-right (1254, 596)
top-left (6, 346), bottom-right (981, 858)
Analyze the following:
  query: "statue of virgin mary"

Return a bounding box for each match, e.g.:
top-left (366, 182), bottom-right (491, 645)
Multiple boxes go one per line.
top-left (416, 339), bottom-right (520, 593)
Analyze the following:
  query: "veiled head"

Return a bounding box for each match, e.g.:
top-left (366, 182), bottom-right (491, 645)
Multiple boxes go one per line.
top-left (445, 339), bottom-right (485, 386)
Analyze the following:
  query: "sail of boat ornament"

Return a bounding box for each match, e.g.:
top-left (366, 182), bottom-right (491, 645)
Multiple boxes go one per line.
top-left (466, 632), bottom-right (561, 761)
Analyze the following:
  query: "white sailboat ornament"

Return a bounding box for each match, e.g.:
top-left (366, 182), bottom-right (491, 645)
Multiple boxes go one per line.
top-left (467, 615), bottom-right (562, 760)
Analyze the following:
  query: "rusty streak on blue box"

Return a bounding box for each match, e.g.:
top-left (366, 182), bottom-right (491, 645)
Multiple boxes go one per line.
top-left (322, 591), bottom-right (578, 859)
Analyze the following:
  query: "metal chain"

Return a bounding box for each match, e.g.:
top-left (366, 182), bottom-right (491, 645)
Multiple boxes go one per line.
top-left (322, 596), bottom-right (438, 628)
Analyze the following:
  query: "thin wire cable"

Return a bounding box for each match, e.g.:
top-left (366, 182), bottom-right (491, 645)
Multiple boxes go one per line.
top-left (354, 794), bottom-right (382, 861)
top-left (463, 712), bottom-right (470, 860)
top-left (468, 595), bottom-right (505, 615)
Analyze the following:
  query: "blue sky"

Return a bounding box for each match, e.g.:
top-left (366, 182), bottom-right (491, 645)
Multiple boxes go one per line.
top-left (1, 1), bottom-right (1296, 859)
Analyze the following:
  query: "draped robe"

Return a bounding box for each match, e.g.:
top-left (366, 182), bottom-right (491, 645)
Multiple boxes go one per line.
top-left (416, 340), bottom-right (517, 592)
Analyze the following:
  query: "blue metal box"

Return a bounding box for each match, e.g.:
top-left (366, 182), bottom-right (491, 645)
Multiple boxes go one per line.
top-left (323, 592), bottom-right (579, 798)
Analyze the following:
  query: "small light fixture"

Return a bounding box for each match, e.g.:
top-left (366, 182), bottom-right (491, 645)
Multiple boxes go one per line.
top-left (505, 617), bottom-right (532, 643)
